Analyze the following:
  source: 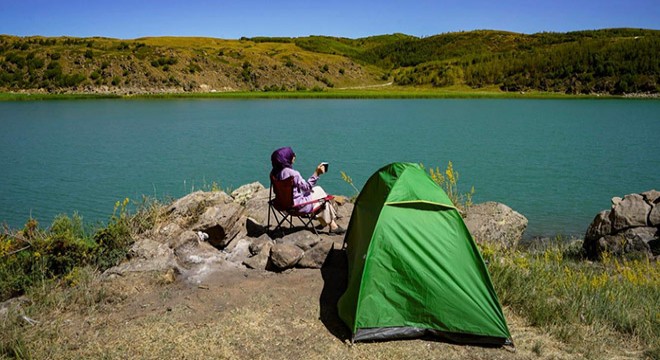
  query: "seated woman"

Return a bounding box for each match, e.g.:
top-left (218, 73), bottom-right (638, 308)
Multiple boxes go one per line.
top-left (271, 146), bottom-right (345, 235)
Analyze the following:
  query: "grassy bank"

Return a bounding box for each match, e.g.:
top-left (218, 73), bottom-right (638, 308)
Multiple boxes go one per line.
top-left (483, 239), bottom-right (660, 358)
top-left (0, 87), bottom-right (627, 101)
top-left (0, 92), bottom-right (121, 101)
top-left (0, 198), bottom-right (160, 302)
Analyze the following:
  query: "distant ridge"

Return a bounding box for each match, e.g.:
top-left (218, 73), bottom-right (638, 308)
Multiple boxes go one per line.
top-left (0, 28), bottom-right (658, 95)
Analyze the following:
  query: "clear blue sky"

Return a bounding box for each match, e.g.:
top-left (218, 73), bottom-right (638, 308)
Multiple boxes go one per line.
top-left (1, 0), bottom-right (658, 39)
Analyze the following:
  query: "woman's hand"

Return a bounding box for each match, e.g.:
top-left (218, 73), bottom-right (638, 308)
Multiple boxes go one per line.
top-left (314, 163), bottom-right (326, 177)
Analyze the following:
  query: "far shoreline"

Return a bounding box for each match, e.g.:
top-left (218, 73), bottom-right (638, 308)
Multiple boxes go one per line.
top-left (2, 87), bottom-right (658, 101)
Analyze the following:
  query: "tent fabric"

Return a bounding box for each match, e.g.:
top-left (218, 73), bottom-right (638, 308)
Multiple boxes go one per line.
top-left (337, 162), bottom-right (512, 345)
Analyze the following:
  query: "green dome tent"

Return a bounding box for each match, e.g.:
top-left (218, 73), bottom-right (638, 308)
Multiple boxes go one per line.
top-left (337, 163), bottom-right (512, 345)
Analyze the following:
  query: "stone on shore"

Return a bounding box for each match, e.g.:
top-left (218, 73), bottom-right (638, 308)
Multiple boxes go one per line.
top-left (583, 190), bottom-right (660, 259)
top-left (463, 202), bottom-right (528, 249)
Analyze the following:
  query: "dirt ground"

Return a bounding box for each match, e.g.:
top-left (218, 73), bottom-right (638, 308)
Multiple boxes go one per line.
top-left (8, 242), bottom-right (630, 360)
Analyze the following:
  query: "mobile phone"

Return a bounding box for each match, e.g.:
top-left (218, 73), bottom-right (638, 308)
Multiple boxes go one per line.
top-left (321, 162), bottom-right (329, 172)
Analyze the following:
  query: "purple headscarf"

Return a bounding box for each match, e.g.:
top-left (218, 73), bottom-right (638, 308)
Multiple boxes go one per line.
top-left (271, 146), bottom-right (295, 175)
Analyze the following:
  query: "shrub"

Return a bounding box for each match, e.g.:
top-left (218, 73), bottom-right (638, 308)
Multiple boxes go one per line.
top-left (0, 197), bottom-right (159, 303)
top-left (84, 50), bottom-right (94, 59)
top-left (39, 214), bottom-right (95, 277)
top-left (319, 77), bottom-right (334, 88)
top-left (5, 53), bottom-right (26, 68)
top-left (93, 199), bottom-right (133, 270)
top-left (426, 161), bottom-right (474, 211)
top-left (27, 56), bottom-right (44, 70)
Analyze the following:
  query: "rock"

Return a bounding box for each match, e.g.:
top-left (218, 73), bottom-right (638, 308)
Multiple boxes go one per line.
top-left (336, 201), bottom-right (354, 220)
top-left (157, 222), bottom-right (183, 240)
top-left (585, 210), bottom-right (612, 243)
top-left (650, 239), bottom-right (660, 257)
top-left (105, 238), bottom-right (180, 275)
top-left (619, 227), bottom-right (658, 257)
top-left (249, 234), bottom-right (273, 255)
top-left (193, 202), bottom-right (245, 249)
top-left (278, 230), bottom-right (320, 251)
top-left (610, 194), bottom-right (651, 231)
top-left (298, 240), bottom-right (335, 269)
top-left (596, 231), bottom-right (651, 259)
top-left (243, 243), bottom-right (273, 270)
top-left (231, 182), bottom-right (265, 205)
top-left (641, 189), bottom-right (660, 204)
top-left (224, 239), bottom-right (252, 264)
top-left (243, 187), bottom-right (271, 225)
top-left (463, 202), bottom-right (528, 248)
top-left (584, 190), bottom-right (660, 260)
top-left (269, 243), bottom-right (304, 270)
top-left (166, 191), bottom-right (233, 221)
top-left (649, 204), bottom-right (660, 227)
top-left (167, 230), bottom-right (200, 249)
top-left (245, 217), bottom-right (267, 237)
top-left (596, 234), bottom-right (627, 256)
top-left (174, 236), bottom-right (224, 268)
top-left (620, 227), bottom-right (659, 245)
top-left (0, 296), bottom-right (31, 319)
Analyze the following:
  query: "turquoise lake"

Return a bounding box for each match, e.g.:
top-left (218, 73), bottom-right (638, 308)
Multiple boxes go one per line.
top-left (1, 99), bottom-right (659, 238)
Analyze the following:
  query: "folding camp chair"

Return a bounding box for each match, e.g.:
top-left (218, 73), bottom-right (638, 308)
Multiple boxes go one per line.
top-left (267, 174), bottom-right (334, 236)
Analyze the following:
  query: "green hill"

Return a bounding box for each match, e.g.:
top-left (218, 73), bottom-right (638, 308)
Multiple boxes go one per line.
top-left (0, 28), bottom-right (658, 95)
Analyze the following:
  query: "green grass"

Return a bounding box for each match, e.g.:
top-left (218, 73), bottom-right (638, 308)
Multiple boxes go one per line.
top-left (0, 93), bottom-right (121, 101)
top-left (0, 87), bottom-right (630, 101)
top-left (482, 240), bottom-right (660, 358)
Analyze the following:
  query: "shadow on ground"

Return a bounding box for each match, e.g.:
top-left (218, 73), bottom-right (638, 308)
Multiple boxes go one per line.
top-left (319, 247), bottom-right (351, 342)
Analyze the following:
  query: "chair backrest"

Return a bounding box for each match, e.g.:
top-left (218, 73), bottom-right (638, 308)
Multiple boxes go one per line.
top-left (270, 174), bottom-right (295, 211)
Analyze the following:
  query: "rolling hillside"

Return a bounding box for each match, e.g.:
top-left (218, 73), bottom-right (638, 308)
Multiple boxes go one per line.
top-left (0, 28), bottom-right (658, 95)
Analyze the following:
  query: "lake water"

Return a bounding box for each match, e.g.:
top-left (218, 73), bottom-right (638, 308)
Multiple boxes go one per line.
top-left (1, 98), bottom-right (658, 238)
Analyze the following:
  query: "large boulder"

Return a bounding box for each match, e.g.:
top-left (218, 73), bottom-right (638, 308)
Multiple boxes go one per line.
top-left (105, 238), bottom-right (181, 276)
top-left (269, 243), bottom-right (304, 270)
top-left (463, 202), bottom-right (528, 248)
top-left (243, 242), bottom-right (273, 270)
top-left (610, 194), bottom-right (651, 231)
top-left (231, 182), bottom-right (265, 205)
top-left (645, 190), bottom-right (660, 232)
top-left (584, 210), bottom-right (612, 256)
top-left (277, 230), bottom-right (320, 251)
top-left (298, 240), bottom-right (335, 269)
top-left (192, 202), bottom-right (245, 249)
top-left (166, 191), bottom-right (233, 223)
top-left (243, 187), bottom-right (271, 225)
top-left (583, 190), bottom-right (659, 260)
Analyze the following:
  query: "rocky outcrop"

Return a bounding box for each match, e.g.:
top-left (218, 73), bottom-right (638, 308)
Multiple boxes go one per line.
top-left (105, 185), bottom-right (348, 282)
top-left (583, 190), bottom-right (660, 260)
top-left (105, 182), bottom-right (544, 281)
top-left (463, 202), bottom-right (528, 248)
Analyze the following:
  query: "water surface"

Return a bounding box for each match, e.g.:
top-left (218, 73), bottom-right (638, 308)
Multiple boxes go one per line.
top-left (1, 99), bottom-right (658, 237)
